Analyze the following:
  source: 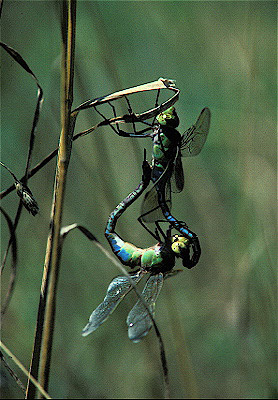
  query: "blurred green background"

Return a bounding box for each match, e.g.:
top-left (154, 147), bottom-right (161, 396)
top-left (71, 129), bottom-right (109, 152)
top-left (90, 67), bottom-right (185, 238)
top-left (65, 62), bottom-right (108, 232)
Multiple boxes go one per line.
top-left (1, 1), bottom-right (277, 398)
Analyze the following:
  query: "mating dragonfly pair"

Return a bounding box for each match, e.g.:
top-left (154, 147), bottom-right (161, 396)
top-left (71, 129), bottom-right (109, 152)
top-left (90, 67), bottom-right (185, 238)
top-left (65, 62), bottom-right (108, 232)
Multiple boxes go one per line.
top-left (82, 91), bottom-right (211, 342)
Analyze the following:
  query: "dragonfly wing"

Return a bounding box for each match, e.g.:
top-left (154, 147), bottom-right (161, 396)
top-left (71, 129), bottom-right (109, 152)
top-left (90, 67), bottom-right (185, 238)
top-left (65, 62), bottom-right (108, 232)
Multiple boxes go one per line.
top-left (181, 107), bottom-right (211, 156)
top-left (171, 150), bottom-right (184, 193)
top-left (141, 162), bottom-right (172, 223)
top-left (82, 271), bottom-right (143, 336)
top-left (127, 273), bottom-right (164, 342)
top-left (141, 183), bottom-right (171, 222)
top-left (141, 185), bottom-right (161, 222)
top-left (165, 180), bottom-right (172, 208)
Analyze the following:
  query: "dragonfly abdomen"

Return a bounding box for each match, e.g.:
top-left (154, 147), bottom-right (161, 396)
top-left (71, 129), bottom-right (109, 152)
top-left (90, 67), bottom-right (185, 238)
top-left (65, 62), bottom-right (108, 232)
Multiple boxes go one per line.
top-left (105, 232), bottom-right (143, 268)
top-left (106, 230), bottom-right (176, 273)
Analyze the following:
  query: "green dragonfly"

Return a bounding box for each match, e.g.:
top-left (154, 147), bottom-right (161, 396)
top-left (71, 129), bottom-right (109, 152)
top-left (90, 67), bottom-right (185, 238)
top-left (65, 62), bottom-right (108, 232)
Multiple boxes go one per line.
top-left (100, 104), bottom-right (211, 268)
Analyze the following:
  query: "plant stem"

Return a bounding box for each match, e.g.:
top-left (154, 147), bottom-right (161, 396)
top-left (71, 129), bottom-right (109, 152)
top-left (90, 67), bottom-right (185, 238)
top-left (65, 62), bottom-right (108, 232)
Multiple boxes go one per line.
top-left (25, 1), bottom-right (76, 397)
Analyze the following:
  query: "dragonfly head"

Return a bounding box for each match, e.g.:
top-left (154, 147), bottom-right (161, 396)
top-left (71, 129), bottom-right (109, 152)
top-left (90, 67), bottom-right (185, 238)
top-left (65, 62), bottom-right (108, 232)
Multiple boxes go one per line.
top-left (171, 234), bottom-right (189, 253)
top-left (156, 106), bottom-right (179, 128)
top-left (171, 234), bottom-right (190, 267)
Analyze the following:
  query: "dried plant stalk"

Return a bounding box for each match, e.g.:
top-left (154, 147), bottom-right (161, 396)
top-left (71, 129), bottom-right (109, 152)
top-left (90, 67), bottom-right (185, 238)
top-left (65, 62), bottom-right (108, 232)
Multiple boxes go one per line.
top-left (26, 1), bottom-right (77, 397)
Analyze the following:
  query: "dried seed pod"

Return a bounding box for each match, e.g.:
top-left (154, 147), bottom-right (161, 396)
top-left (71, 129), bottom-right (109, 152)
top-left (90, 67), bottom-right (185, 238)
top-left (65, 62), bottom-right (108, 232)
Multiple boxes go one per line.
top-left (0, 161), bottom-right (39, 216)
top-left (14, 181), bottom-right (39, 216)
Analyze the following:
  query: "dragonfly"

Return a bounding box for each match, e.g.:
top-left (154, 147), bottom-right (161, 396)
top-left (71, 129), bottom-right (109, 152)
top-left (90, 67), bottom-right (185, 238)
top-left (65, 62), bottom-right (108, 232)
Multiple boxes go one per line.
top-left (78, 83), bottom-right (209, 268)
top-left (82, 154), bottom-right (190, 342)
top-left (101, 105), bottom-right (211, 268)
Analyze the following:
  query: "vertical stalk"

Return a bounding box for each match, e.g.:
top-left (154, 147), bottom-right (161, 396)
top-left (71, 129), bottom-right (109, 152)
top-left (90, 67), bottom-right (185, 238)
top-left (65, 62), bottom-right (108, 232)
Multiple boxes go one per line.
top-left (25, 1), bottom-right (76, 397)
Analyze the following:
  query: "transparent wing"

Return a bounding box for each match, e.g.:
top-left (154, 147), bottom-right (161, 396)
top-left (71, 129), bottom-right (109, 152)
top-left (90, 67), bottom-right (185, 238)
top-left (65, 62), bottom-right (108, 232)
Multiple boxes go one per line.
top-left (140, 180), bottom-right (171, 222)
top-left (82, 271), bottom-right (143, 336)
top-left (140, 186), bottom-right (164, 222)
top-left (180, 107), bottom-right (210, 156)
top-left (127, 273), bottom-right (164, 343)
top-left (141, 161), bottom-right (173, 223)
top-left (171, 149), bottom-right (184, 193)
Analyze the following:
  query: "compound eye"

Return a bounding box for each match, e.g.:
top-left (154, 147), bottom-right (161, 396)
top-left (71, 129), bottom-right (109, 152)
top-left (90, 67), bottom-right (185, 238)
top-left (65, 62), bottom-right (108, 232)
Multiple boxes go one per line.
top-left (171, 237), bottom-right (189, 254)
top-left (171, 242), bottom-right (180, 253)
top-left (172, 235), bottom-right (188, 243)
top-left (178, 236), bottom-right (189, 244)
top-left (171, 241), bottom-right (185, 253)
top-left (156, 112), bottom-right (166, 124)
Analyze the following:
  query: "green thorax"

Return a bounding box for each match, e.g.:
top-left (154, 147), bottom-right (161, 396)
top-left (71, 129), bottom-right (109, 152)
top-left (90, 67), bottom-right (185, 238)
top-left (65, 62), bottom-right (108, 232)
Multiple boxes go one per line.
top-left (152, 107), bottom-right (181, 168)
top-left (141, 243), bottom-right (176, 273)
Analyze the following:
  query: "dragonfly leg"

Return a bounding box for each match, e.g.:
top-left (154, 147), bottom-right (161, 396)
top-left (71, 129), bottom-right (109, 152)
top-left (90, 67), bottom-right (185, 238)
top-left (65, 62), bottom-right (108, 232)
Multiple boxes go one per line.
top-left (137, 215), bottom-right (160, 241)
top-left (94, 104), bottom-right (122, 137)
top-left (137, 197), bottom-right (167, 241)
top-left (95, 101), bottom-right (136, 137)
top-left (107, 100), bottom-right (133, 137)
top-left (120, 95), bottom-right (157, 136)
top-left (154, 226), bottom-right (162, 242)
top-left (124, 95), bottom-right (138, 137)
top-left (150, 88), bottom-right (161, 126)
top-left (155, 221), bottom-right (167, 242)
top-left (95, 92), bottom-right (160, 138)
